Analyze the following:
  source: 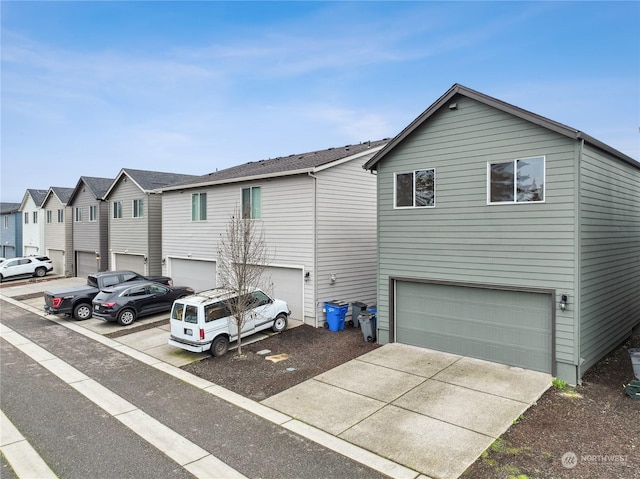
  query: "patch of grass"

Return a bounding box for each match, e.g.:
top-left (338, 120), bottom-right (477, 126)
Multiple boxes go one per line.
top-left (552, 377), bottom-right (568, 390)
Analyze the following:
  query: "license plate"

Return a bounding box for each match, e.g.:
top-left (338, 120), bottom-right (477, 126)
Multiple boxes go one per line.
top-left (184, 329), bottom-right (193, 336)
top-left (94, 305), bottom-right (99, 311)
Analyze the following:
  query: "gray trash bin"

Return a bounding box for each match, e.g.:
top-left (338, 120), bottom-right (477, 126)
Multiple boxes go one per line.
top-left (630, 349), bottom-right (640, 380)
top-left (358, 311), bottom-right (376, 342)
top-left (351, 302), bottom-right (367, 327)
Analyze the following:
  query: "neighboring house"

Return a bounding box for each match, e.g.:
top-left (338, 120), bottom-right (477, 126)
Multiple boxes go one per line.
top-left (42, 187), bottom-right (75, 276)
top-left (104, 168), bottom-right (200, 276)
top-left (159, 140), bottom-right (388, 326)
top-left (19, 189), bottom-right (48, 256)
top-left (68, 176), bottom-right (114, 277)
top-left (364, 84), bottom-right (640, 385)
top-left (0, 203), bottom-right (23, 259)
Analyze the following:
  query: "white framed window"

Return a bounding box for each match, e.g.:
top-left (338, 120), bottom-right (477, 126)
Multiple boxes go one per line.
top-left (89, 205), bottom-right (97, 222)
top-left (488, 156), bottom-right (545, 204)
top-left (24, 212), bottom-right (29, 224)
top-left (46, 210), bottom-right (52, 223)
top-left (113, 201), bottom-right (122, 219)
top-left (3, 216), bottom-right (7, 229)
top-left (394, 169), bottom-right (435, 208)
top-left (242, 186), bottom-right (261, 219)
top-left (132, 199), bottom-right (144, 218)
top-left (191, 193), bottom-right (207, 221)
top-left (57, 209), bottom-right (64, 223)
top-left (74, 207), bottom-right (82, 222)
top-left (33, 211), bottom-right (38, 224)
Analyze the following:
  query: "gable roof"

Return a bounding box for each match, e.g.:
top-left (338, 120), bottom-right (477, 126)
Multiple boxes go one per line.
top-left (42, 187), bottom-right (75, 206)
top-left (364, 83), bottom-right (639, 171)
top-left (68, 176), bottom-right (114, 204)
top-left (161, 139), bottom-right (389, 192)
top-left (19, 189), bottom-right (48, 210)
top-left (0, 202), bottom-right (21, 215)
top-left (104, 168), bottom-right (201, 198)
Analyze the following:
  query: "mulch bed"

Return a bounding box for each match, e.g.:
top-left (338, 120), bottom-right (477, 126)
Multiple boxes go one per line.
top-left (181, 323), bottom-right (380, 402)
top-left (461, 331), bottom-right (640, 479)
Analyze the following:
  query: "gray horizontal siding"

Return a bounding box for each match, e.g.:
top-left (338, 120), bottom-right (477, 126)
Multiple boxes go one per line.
top-left (376, 96), bottom-right (578, 364)
top-left (579, 145), bottom-right (640, 374)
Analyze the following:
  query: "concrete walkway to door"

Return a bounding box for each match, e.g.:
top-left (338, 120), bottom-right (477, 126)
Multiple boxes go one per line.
top-left (263, 343), bottom-right (551, 479)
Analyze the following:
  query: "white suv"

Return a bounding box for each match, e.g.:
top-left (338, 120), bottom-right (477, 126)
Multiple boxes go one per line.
top-left (0, 256), bottom-right (53, 282)
top-left (168, 288), bottom-right (290, 357)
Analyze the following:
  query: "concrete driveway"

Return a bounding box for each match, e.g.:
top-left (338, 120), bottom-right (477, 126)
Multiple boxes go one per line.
top-left (263, 343), bottom-right (550, 479)
top-left (2, 276), bottom-right (551, 478)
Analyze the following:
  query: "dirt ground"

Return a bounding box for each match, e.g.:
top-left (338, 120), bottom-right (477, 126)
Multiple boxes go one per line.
top-left (183, 324), bottom-right (640, 479)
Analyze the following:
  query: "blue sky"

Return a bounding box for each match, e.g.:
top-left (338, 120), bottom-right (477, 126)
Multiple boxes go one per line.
top-left (2, 1), bottom-right (638, 202)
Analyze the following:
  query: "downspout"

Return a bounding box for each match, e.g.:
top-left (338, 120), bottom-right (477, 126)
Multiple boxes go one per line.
top-left (574, 139), bottom-right (584, 384)
top-left (308, 172), bottom-right (318, 328)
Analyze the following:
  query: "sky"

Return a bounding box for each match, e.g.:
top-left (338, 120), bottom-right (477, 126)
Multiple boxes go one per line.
top-left (1, 1), bottom-right (639, 202)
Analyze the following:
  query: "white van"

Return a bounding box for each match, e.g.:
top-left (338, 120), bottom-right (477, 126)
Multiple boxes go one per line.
top-left (167, 288), bottom-right (290, 357)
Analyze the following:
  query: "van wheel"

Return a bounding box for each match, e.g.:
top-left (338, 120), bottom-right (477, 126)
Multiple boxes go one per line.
top-left (272, 314), bottom-right (288, 333)
top-left (117, 309), bottom-right (136, 326)
top-left (73, 303), bottom-right (92, 321)
top-left (211, 336), bottom-right (229, 357)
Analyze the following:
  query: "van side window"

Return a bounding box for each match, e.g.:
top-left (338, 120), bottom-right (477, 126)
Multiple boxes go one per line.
top-left (171, 302), bottom-right (184, 320)
top-left (205, 302), bottom-right (229, 322)
top-left (184, 305), bottom-right (198, 324)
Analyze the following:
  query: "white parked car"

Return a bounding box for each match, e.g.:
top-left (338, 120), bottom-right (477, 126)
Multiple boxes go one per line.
top-left (168, 288), bottom-right (290, 357)
top-left (0, 256), bottom-right (53, 282)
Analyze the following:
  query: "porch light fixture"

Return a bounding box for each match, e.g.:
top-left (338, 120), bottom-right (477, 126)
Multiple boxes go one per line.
top-left (560, 294), bottom-right (568, 312)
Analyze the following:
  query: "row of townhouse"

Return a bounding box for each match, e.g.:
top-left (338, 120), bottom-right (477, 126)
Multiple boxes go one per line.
top-left (2, 84), bottom-right (638, 384)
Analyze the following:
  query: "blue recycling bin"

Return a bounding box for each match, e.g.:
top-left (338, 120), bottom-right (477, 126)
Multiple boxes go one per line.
top-left (324, 301), bottom-right (348, 331)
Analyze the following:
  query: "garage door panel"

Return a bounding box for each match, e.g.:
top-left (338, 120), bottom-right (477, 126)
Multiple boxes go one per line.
top-left (396, 281), bottom-right (552, 373)
top-left (264, 267), bottom-right (303, 321)
top-left (170, 259), bottom-right (216, 293)
top-left (114, 254), bottom-right (145, 274)
top-left (76, 251), bottom-right (98, 278)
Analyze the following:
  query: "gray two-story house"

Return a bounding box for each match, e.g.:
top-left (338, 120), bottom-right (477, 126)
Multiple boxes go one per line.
top-left (0, 203), bottom-right (22, 259)
top-left (364, 84), bottom-right (640, 385)
top-left (159, 140), bottom-right (387, 325)
top-left (68, 176), bottom-right (114, 277)
top-left (104, 168), bottom-right (200, 276)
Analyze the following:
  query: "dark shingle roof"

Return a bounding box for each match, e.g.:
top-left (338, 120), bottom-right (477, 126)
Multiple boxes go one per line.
top-left (0, 203), bottom-right (21, 214)
top-left (123, 168), bottom-right (201, 191)
top-left (81, 177), bottom-right (113, 199)
top-left (26, 189), bottom-right (48, 207)
top-left (166, 140), bottom-right (388, 190)
top-left (49, 187), bottom-right (75, 205)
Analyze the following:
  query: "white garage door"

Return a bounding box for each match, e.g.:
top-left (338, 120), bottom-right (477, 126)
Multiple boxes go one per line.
top-left (24, 246), bottom-right (39, 257)
top-left (395, 281), bottom-right (553, 373)
top-left (76, 251), bottom-right (98, 278)
top-left (264, 267), bottom-right (304, 320)
top-left (170, 258), bottom-right (216, 292)
top-left (48, 249), bottom-right (64, 276)
top-left (114, 254), bottom-right (145, 275)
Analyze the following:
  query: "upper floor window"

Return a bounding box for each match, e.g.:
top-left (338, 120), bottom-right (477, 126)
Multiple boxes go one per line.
top-left (133, 199), bottom-right (144, 218)
top-left (242, 186), bottom-right (261, 219)
top-left (57, 209), bottom-right (64, 223)
top-left (488, 156), bottom-right (545, 204)
top-left (191, 193), bottom-right (207, 221)
top-left (74, 207), bottom-right (82, 222)
top-left (395, 169), bottom-right (435, 208)
top-left (3, 216), bottom-right (8, 229)
top-left (46, 210), bottom-right (52, 223)
top-left (89, 205), bottom-right (97, 222)
top-left (24, 212), bottom-right (29, 224)
top-left (113, 201), bottom-right (122, 219)
top-left (33, 211), bottom-right (38, 224)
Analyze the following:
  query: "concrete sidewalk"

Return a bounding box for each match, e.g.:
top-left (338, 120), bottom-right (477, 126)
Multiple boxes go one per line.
top-left (263, 344), bottom-right (551, 479)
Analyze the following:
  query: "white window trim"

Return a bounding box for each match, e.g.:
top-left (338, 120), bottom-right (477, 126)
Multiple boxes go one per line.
top-left (132, 199), bottom-right (144, 218)
top-left (486, 156), bottom-right (546, 205)
top-left (89, 205), bottom-right (97, 222)
top-left (393, 168), bottom-right (436, 209)
top-left (241, 186), bottom-right (262, 220)
top-left (113, 201), bottom-right (122, 219)
top-left (74, 207), bottom-right (82, 222)
top-left (191, 193), bottom-right (207, 222)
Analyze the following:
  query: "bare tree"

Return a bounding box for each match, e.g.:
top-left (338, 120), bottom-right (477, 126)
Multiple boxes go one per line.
top-left (217, 207), bottom-right (272, 356)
